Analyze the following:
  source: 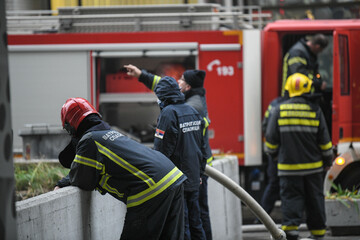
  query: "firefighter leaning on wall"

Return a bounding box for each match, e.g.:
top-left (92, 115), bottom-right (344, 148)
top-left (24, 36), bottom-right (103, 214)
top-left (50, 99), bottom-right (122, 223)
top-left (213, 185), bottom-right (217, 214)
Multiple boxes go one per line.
top-left (264, 73), bottom-right (333, 240)
top-left (281, 33), bottom-right (329, 96)
top-left (55, 98), bottom-right (187, 240)
top-left (124, 64), bottom-right (207, 240)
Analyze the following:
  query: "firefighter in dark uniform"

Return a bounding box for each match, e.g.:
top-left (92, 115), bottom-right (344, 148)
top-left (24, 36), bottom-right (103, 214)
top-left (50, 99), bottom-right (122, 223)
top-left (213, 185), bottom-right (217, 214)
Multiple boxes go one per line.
top-left (259, 96), bottom-right (287, 217)
top-left (282, 34), bottom-right (328, 96)
top-left (124, 64), bottom-right (213, 239)
top-left (178, 70), bottom-right (213, 240)
top-left (55, 98), bottom-right (187, 240)
top-left (124, 65), bottom-right (207, 240)
top-left (265, 73), bottom-right (333, 240)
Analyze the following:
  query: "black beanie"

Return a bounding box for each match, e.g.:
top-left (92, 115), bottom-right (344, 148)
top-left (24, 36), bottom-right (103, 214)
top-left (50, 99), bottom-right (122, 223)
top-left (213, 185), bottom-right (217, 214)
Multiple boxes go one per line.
top-left (183, 70), bottom-right (206, 88)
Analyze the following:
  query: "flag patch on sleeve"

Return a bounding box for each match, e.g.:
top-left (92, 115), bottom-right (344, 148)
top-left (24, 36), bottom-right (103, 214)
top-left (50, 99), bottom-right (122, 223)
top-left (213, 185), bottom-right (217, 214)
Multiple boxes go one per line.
top-left (155, 128), bottom-right (165, 139)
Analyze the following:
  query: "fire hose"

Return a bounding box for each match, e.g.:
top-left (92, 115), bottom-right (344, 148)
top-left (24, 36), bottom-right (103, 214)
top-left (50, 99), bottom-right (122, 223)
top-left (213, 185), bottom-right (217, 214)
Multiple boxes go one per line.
top-left (205, 165), bottom-right (287, 240)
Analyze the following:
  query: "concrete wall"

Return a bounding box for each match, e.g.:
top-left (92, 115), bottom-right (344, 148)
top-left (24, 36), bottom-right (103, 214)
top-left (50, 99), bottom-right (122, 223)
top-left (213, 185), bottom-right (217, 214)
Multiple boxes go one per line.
top-left (16, 156), bottom-right (242, 240)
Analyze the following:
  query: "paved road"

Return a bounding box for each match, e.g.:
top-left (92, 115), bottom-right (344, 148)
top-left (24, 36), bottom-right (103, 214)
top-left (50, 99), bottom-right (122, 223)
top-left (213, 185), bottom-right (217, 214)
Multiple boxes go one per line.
top-left (242, 224), bottom-right (360, 240)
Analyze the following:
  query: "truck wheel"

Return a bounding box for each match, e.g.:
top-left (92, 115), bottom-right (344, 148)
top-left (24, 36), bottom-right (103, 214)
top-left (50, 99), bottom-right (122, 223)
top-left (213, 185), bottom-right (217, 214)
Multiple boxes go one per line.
top-left (333, 165), bottom-right (360, 192)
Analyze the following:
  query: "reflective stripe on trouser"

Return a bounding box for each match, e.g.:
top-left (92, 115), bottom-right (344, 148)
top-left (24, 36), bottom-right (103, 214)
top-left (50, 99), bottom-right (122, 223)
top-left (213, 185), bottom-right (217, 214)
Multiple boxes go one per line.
top-left (280, 173), bottom-right (326, 235)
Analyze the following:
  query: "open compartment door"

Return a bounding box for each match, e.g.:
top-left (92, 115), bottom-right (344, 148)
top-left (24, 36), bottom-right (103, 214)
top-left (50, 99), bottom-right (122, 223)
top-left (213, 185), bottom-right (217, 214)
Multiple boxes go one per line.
top-left (332, 29), bottom-right (360, 145)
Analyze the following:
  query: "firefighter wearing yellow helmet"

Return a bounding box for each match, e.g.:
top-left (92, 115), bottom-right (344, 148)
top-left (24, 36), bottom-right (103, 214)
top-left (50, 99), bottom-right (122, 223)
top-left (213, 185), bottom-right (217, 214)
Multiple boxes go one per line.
top-left (264, 73), bottom-right (333, 240)
top-left (284, 73), bottom-right (313, 97)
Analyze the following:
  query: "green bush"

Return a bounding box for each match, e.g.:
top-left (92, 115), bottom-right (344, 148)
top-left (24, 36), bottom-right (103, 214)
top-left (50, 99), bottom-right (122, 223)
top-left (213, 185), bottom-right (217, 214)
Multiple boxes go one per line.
top-left (15, 162), bottom-right (69, 201)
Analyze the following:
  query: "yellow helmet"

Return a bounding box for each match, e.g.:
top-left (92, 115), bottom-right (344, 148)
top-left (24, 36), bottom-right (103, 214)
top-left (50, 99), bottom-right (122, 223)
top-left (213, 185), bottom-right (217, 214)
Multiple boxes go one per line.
top-left (285, 73), bottom-right (313, 97)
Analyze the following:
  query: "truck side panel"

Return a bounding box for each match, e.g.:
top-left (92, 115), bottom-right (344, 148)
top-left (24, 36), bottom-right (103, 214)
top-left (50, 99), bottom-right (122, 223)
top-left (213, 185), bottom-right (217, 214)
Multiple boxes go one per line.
top-left (199, 44), bottom-right (244, 162)
top-left (9, 51), bottom-right (91, 151)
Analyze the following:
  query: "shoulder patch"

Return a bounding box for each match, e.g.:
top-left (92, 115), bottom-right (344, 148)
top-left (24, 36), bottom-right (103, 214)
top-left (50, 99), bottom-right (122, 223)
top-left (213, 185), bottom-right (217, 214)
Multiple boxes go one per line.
top-left (155, 128), bottom-right (165, 139)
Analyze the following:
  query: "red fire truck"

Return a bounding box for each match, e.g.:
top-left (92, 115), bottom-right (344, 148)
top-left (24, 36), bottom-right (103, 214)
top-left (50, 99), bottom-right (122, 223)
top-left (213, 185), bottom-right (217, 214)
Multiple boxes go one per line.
top-left (6, 4), bottom-right (360, 195)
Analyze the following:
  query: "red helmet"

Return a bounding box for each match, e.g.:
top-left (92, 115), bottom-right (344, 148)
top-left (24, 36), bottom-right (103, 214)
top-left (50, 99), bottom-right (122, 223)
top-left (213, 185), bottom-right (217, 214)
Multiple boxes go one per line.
top-left (61, 98), bottom-right (100, 132)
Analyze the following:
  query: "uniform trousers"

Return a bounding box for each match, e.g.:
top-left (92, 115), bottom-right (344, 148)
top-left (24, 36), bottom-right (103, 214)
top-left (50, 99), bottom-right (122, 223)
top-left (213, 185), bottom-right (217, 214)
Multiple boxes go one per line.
top-left (184, 189), bottom-right (206, 240)
top-left (261, 156), bottom-right (280, 214)
top-left (199, 175), bottom-right (212, 240)
top-left (120, 183), bottom-right (184, 240)
top-left (280, 173), bottom-right (326, 238)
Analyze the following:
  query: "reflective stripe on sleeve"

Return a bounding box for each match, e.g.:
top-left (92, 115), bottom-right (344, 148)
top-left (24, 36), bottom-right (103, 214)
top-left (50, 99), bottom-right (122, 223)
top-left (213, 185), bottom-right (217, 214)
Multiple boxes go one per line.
top-left (288, 56), bottom-right (307, 66)
top-left (74, 155), bottom-right (104, 174)
top-left (99, 174), bottom-right (124, 199)
top-left (151, 75), bottom-right (161, 91)
top-left (127, 167), bottom-right (183, 208)
top-left (203, 117), bottom-right (209, 136)
top-left (282, 53), bottom-right (289, 96)
top-left (265, 141), bottom-right (278, 150)
top-left (278, 160), bottom-right (323, 171)
top-left (95, 141), bottom-right (155, 187)
top-left (264, 110), bottom-right (269, 118)
top-left (319, 141), bottom-right (332, 150)
top-left (207, 156), bottom-right (213, 166)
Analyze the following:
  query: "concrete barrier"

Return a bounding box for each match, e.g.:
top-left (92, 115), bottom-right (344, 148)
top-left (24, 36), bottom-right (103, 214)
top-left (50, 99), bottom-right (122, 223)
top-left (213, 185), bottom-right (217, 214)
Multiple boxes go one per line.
top-left (16, 155), bottom-right (242, 240)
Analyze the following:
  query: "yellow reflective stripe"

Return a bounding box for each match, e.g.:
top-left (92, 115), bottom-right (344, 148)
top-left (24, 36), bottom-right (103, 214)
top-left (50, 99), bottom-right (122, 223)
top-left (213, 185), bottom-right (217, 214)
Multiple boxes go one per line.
top-left (310, 229), bottom-right (326, 236)
top-left (127, 167), bottom-right (183, 208)
top-left (280, 111), bottom-right (316, 118)
top-left (278, 160), bottom-right (323, 170)
top-left (99, 174), bottom-right (124, 199)
top-left (207, 156), bottom-right (213, 166)
top-left (282, 53), bottom-right (289, 96)
top-left (151, 75), bottom-right (161, 91)
top-left (95, 141), bottom-right (155, 187)
top-left (288, 56), bottom-right (307, 66)
top-left (74, 155), bottom-right (104, 172)
top-left (265, 141), bottom-right (278, 150)
top-left (203, 117), bottom-right (210, 128)
top-left (278, 118), bottom-right (319, 127)
top-left (319, 141), bottom-right (332, 150)
top-left (264, 110), bottom-right (269, 118)
top-left (99, 173), bottom-right (110, 188)
top-left (203, 117), bottom-right (209, 136)
top-left (281, 225), bottom-right (298, 231)
top-left (280, 104), bottom-right (311, 110)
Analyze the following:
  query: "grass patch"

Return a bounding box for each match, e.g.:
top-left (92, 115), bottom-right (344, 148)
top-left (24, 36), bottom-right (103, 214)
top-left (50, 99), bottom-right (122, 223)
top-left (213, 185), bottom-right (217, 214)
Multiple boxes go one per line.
top-left (15, 162), bottom-right (69, 201)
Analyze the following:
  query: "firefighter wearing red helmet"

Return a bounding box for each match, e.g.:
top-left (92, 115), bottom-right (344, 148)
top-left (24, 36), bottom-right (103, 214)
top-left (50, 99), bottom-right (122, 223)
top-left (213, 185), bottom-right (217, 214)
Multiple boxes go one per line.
top-left (60, 97), bottom-right (99, 136)
top-left (264, 74), bottom-right (333, 240)
top-left (56, 97), bottom-right (187, 240)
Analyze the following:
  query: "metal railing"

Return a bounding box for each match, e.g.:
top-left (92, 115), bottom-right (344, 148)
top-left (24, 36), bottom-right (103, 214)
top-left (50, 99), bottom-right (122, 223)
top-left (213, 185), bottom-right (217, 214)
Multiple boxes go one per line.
top-left (6, 4), bottom-right (272, 34)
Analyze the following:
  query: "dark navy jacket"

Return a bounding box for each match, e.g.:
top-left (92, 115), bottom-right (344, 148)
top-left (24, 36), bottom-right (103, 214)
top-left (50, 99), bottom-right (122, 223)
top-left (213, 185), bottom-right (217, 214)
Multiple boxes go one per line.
top-left (282, 38), bottom-right (322, 94)
top-left (139, 71), bottom-right (206, 191)
top-left (59, 121), bottom-right (186, 208)
top-left (264, 96), bottom-right (333, 176)
top-left (184, 88), bottom-right (213, 166)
